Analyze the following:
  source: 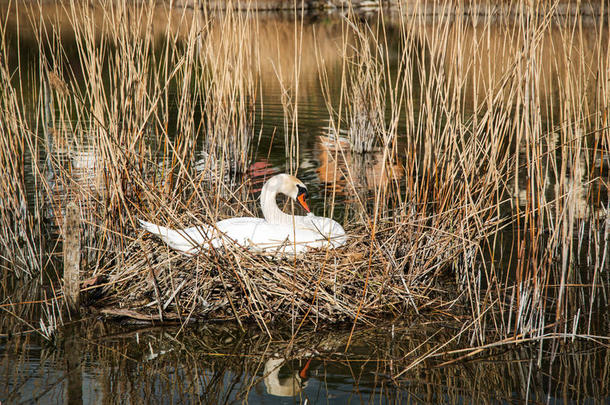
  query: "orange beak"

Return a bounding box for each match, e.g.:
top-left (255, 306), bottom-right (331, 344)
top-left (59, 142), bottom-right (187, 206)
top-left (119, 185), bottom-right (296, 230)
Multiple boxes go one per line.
top-left (299, 358), bottom-right (313, 379)
top-left (297, 193), bottom-right (310, 213)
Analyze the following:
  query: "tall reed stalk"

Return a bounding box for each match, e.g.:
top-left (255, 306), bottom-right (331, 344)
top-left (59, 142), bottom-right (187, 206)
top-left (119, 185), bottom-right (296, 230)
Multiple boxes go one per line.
top-left (200, 8), bottom-right (257, 178)
top-left (0, 1), bottom-right (606, 352)
top-left (344, 17), bottom-right (386, 153)
top-left (0, 9), bottom-right (41, 276)
top-left (311, 1), bottom-right (609, 345)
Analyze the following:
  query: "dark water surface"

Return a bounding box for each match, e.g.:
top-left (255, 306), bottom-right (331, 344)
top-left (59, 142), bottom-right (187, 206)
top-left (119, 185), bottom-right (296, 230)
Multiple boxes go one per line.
top-left (1, 3), bottom-right (609, 404)
top-left (2, 321), bottom-right (608, 404)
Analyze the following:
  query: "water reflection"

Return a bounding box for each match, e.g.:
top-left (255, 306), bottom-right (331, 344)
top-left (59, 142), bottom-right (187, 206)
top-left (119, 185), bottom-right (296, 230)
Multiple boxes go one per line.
top-left (311, 133), bottom-right (403, 200)
top-left (46, 128), bottom-right (101, 190)
top-left (263, 357), bottom-right (310, 397)
top-left (2, 320), bottom-right (608, 403)
top-left (508, 129), bottom-right (610, 221)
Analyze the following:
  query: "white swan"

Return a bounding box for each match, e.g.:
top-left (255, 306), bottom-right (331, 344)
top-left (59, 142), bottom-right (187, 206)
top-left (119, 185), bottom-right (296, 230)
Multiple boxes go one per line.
top-left (139, 173), bottom-right (347, 255)
top-left (263, 357), bottom-right (310, 397)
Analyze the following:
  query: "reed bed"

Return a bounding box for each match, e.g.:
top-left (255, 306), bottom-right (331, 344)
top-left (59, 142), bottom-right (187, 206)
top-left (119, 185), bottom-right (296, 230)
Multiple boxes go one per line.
top-left (0, 34), bottom-right (41, 277)
top-left (0, 0), bottom-right (607, 356)
top-left (95, 207), bottom-right (491, 330)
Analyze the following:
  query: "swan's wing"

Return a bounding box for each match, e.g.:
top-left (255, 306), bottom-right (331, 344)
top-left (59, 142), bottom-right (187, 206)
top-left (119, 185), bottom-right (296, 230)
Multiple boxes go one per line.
top-left (216, 218), bottom-right (297, 250)
top-left (216, 218), bottom-right (323, 253)
top-left (141, 215), bottom-right (347, 254)
top-left (216, 217), bottom-right (266, 228)
top-left (299, 215), bottom-right (347, 247)
top-left (139, 219), bottom-right (214, 254)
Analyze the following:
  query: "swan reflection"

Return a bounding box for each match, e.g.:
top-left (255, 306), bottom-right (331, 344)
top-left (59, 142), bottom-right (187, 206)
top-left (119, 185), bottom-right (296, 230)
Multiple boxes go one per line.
top-left (263, 357), bottom-right (312, 398)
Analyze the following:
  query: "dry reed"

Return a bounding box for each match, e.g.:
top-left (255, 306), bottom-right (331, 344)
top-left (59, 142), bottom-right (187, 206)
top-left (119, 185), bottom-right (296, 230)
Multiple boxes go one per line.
top-left (0, 0), bottom-right (607, 356)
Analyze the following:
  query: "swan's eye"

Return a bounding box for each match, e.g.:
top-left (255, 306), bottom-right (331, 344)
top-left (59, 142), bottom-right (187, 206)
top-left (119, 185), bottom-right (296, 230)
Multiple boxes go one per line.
top-left (296, 185), bottom-right (310, 212)
top-left (296, 185), bottom-right (308, 198)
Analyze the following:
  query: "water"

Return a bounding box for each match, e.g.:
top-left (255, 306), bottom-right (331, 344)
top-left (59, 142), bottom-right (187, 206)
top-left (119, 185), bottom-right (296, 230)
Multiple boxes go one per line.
top-left (1, 2), bottom-right (609, 403)
top-left (2, 321), bottom-right (607, 403)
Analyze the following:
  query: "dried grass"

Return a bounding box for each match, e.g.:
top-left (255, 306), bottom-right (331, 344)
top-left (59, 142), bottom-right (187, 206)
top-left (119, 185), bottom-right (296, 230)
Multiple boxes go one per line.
top-left (0, 0), bottom-right (607, 348)
top-left (96, 208), bottom-right (493, 330)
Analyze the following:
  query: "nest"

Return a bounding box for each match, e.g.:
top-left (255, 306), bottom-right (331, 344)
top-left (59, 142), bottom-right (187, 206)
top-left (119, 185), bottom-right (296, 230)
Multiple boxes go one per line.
top-left (92, 210), bottom-right (485, 328)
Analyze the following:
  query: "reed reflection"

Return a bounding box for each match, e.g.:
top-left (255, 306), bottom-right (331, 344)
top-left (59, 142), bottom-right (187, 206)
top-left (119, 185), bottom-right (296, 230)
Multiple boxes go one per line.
top-left (263, 356), bottom-right (311, 398)
top-left (2, 321), bottom-right (607, 403)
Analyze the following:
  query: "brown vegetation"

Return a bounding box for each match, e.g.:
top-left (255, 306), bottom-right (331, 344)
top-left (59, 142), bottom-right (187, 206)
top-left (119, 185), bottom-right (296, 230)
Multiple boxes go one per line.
top-left (0, 0), bottom-right (607, 358)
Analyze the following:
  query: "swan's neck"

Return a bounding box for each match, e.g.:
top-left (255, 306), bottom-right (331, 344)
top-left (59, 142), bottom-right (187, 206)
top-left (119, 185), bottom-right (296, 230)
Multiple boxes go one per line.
top-left (264, 359), bottom-right (302, 397)
top-left (260, 182), bottom-right (296, 225)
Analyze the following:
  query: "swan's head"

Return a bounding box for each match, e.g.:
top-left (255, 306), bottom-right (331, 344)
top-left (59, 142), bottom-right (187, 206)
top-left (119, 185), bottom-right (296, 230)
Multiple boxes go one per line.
top-left (266, 173), bottom-right (311, 213)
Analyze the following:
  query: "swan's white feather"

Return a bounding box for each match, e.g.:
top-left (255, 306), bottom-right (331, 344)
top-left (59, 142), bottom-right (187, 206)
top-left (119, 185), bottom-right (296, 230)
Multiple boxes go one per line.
top-left (139, 219), bottom-right (215, 254)
top-left (140, 174), bottom-right (347, 255)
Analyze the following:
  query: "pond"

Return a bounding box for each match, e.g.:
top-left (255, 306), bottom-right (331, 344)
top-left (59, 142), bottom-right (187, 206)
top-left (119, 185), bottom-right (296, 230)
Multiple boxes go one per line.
top-left (2, 320), bottom-right (608, 403)
top-left (1, 1), bottom-right (608, 403)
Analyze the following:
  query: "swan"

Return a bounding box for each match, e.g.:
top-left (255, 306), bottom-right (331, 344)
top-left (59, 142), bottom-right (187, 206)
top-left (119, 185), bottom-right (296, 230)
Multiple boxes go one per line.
top-left (263, 357), bottom-right (311, 397)
top-left (139, 173), bottom-right (347, 255)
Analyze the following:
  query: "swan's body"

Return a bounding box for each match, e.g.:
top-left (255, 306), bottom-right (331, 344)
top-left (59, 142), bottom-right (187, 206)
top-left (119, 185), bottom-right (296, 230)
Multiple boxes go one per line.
top-left (263, 358), bottom-right (307, 397)
top-left (140, 174), bottom-right (346, 255)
